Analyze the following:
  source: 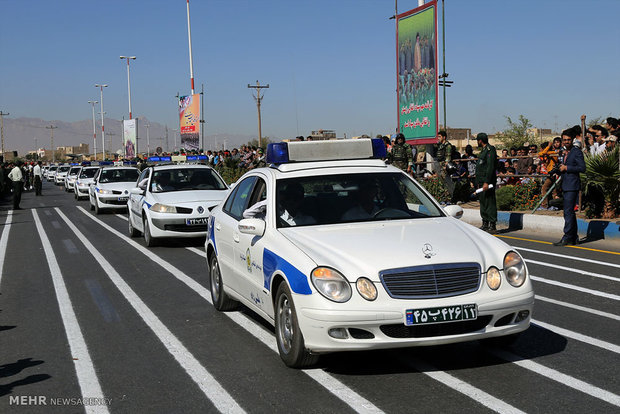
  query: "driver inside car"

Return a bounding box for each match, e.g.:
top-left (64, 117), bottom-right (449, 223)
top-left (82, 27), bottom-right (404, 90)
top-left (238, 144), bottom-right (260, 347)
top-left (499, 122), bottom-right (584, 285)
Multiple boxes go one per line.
top-left (278, 183), bottom-right (316, 226)
top-left (341, 181), bottom-right (381, 221)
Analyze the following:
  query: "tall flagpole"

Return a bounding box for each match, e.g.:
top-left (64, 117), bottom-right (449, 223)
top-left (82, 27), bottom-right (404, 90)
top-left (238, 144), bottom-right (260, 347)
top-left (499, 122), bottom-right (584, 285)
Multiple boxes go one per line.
top-left (186, 0), bottom-right (195, 95)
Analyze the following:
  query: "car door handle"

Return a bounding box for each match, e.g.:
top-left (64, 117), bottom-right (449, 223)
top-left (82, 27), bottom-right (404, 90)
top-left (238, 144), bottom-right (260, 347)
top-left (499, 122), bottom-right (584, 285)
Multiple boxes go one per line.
top-left (233, 232), bottom-right (240, 243)
top-left (215, 223), bottom-right (221, 231)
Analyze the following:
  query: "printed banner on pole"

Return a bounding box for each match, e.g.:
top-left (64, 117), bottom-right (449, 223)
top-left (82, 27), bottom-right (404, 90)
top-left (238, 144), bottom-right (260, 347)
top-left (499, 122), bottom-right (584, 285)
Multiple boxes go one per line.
top-left (397, 1), bottom-right (438, 144)
top-left (123, 119), bottom-right (137, 158)
top-left (179, 94), bottom-right (200, 151)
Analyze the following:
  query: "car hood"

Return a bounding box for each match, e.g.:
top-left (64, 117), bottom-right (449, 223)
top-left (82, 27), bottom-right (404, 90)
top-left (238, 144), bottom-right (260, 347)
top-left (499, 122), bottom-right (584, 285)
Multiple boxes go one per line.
top-left (152, 189), bottom-right (228, 206)
top-left (97, 182), bottom-right (136, 192)
top-left (278, 218), bottom-right (510, 281)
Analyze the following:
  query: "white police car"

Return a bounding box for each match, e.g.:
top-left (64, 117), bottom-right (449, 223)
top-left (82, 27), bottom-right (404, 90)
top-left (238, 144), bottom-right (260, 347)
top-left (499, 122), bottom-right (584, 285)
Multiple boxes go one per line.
top-left (46, 165), bottom-right (57, 182)
top-left (55, 165), bottom-right (71, 185)
top-left (74, 166), bottom-right (100, 200)
top-left (205, 139), bottom-right (534, 368)
top-left (127, 159), bottom-right (229, 246)
top-left (64, 165), bottom-right (82, 192)
top-left (89, 166), bottom-right (139, 214)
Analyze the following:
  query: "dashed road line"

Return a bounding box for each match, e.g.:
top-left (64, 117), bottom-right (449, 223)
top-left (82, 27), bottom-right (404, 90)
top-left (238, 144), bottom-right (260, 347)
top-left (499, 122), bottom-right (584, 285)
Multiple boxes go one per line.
top-left (57, 208), bottom-right (245, 414)
top-left (517, 247), bottom-right (620, 269)
top-left (78, 206), bottom-right (385, 414)
top-left (530, 275), bottom-right (620, 301)
top-left (536, 295), bottom-right (620, 321)
top-left (532, 319), bottom-right (620, 354)
top-left (32, 209), bottom-right (109, 414)
top-left (0, 210), bottom-right (14, 289)
top-left (526, 259), bottom-right (619, 282)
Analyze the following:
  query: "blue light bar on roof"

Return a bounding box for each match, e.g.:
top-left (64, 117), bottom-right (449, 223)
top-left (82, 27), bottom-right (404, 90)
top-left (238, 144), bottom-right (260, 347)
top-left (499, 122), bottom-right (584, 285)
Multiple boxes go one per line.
top-left (186, 155), bottom-right (198, 161)
top-left (266, 142), bottom-right (290, 164)
top-left (371, 138), bottom-right (387, 159)
top-left (148, 156), bottom-right (161, 162)
top-left (266, 139), bottom-right (386, 164)
top-left (160, 156), bottom-right (172, 162)
top-left (198, 155), bottom-right (207, 160)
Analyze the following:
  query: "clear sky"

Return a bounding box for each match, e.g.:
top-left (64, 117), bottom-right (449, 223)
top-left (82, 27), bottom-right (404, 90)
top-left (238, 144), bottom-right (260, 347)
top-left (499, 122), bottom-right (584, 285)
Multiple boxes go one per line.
top-left (1, 0), bottom-right (619, 144)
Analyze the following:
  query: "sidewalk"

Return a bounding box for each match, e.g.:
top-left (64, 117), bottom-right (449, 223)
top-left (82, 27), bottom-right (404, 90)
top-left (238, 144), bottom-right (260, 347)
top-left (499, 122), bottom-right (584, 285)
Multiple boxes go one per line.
top-left (460, 202), bottom-right (620, 241)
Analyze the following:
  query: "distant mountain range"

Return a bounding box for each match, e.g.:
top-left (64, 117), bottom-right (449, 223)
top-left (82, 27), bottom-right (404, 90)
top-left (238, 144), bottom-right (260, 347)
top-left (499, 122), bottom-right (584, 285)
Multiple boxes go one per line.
top-left (1, 117), bottom-right (255, 155)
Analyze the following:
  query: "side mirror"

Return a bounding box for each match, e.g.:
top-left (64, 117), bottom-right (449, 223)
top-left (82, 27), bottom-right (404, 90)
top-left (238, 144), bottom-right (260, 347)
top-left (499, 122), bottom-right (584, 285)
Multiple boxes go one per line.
top-left (238, 218), bottom-right (265, 236)
top-left (443, 204), bottom-right (463, 219)
top-left (130, 187), bottom-right (145, 196)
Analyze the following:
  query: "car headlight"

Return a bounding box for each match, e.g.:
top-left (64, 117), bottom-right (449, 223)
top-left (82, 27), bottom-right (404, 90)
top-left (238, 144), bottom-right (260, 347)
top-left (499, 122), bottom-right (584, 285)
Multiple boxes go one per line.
top-left (356, 277), bottom-right (377, 301)
top-left (486, 266), bottom-right (501, 290)
top-left (150, 203), bottom-right (178, 213)
top-left (97, 188), bottom-right (113, 194)
top-left (504, 251), bottom-right (527, 287)
top-left (311, 267), bottom-right (352, 303)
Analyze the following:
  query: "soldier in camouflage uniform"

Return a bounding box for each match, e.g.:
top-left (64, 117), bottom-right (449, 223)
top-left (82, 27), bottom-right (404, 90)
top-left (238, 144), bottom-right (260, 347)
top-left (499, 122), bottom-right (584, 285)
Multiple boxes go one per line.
top-left (474, 132), bottom-right (498, 233)
top-left (435, 130), bottom-right (454, 195)
top-left (387, 133), bottom-right (413, 174)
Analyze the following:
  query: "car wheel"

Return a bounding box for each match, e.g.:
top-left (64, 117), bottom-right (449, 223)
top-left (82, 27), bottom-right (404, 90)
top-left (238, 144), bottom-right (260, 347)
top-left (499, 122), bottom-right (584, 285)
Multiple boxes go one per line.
top-left (128, 213), bottom-right (140, 237)
top-left (90, 198), bottom-right (95, 211)
top-left (209, 254), bottom-right (238, 311)
top-left (275, 283), bottom-right (319, 368)
top-left (94, 201), bottom-right (101, 215)
top-left (143, 217), bottom-right (157, 247)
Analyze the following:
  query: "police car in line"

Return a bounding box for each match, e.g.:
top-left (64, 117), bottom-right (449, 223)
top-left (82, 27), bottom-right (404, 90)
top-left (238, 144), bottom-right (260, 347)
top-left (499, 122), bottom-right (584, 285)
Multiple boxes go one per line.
top-left (46, 165), bottom-right (58, 182)
top-left (64, 165), bottom-right (82, 192)
top-left (74, 166), bottom-right (101, 200)
top-left (205, 139), bottom-right (534, 368)
top-left (88, 165), bottom-right (140, 214)
top-left (127, 157), bottom-right (229, 247)
top-left (54, 165), bottom-right (71, 185)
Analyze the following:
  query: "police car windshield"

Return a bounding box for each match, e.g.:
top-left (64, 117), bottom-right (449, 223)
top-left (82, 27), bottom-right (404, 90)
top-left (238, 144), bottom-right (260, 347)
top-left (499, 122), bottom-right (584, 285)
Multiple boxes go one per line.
top-left (69, 167), bottom-right (81, 175)
top-left (151, 168), bottom-right (227, 193)
top-left (79, 168), bottom-right (98, 179)
top-left (99, 168), bottom-right (139, 183)
top-left (49, 166), bottom-right (57, 171)
top-left (58, 166), bottom-right (71, 172)
top-left (276, 172), bottom-right (443, 228)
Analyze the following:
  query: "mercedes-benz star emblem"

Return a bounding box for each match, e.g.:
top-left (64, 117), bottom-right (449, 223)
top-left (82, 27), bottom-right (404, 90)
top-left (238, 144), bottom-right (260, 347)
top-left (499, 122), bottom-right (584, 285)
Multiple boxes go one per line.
top-left (422, 243), bottom-right (435, 259)
top-left (197, 206), bottom-right (204, 214)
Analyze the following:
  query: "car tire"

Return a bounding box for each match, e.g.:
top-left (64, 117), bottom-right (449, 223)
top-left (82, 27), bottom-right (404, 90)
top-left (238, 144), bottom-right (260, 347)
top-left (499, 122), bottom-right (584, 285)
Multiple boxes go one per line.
top-left (209, 254), bottom-right (238, 311)
top-left (275, 282), bottom-right (319, 368)
top-left (143, 217), bottom-right (157, 247)
top-left (128, 213), bottom-right (140, 237)
top-left (90, 198), bottom-right (95, 211)
top-left (94, 201), bottom-right (101, 215)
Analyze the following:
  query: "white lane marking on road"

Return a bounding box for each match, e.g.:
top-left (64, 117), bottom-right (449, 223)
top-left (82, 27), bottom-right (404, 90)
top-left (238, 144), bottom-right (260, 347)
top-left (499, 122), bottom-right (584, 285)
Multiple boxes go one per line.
top-left (536, 295), bottom-right (620, 321)
top-left (79, 206), bottom-right (384, 414)
top-left (0, 210), bottom-right (14, 289)
top-left (58, 208), bottom-right (245, 414)
top-left (186, 247), bottom-right (206, 257)
top-left (530, 275), bottom-right (620, 301)
top-left (32, 209), bottom-right (109, 414)
top-left (115, 214), bottom-right (126, 221)
top-left (526, 259), bottom-right (619, 282)
top-left (532, 319), bottom-right (620, 354)
top-left (403, 357), bottom-right (525, 414)
top-left (517, 247), bottom-right (620, 269)
top-left (488, 348), bottom-right (620, 407)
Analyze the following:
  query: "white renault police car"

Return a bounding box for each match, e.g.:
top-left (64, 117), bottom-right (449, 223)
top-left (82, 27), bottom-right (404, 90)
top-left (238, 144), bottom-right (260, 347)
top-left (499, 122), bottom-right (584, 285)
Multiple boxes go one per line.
top-left (89, 165), bottom-right (139, 214)
top-left (205, 139), bottom-right (534, 368)
top-left (55, 165), bottom-right (71, 185)
top-left (74, 166), bottom-right (100, 200)
top-left (46, 165), bottom-right (58, 182)
top-left (64, 165), bottom-right (82, 192)
top-left (128, 159), bottom-right (229, 246)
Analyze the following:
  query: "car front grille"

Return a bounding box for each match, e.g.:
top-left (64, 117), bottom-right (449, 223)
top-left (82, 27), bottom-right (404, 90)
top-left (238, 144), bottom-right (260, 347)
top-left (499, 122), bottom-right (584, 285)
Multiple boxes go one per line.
top-left (163, 224), bottom-right (207, 232)
top-left (380, 316), bottom-right (492, 338)
top-left (380, 263), bottom-right (481, 299)
top-left (176, 206), bottom-right (193, 214)
top-left (101, 199), bottom-right (128, 205)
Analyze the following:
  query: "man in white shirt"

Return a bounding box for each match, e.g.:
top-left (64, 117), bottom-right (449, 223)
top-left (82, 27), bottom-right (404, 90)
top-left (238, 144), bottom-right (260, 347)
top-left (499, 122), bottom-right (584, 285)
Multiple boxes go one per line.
top-left (8, 161), bottom-right (23, 209)
top-left (33, 161), bottom-right (43, 196)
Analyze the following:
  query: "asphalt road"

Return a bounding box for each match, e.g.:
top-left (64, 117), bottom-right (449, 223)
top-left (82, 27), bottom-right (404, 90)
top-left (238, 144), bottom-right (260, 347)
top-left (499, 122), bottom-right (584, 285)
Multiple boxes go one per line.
top-left (1, 180), bottom-right (618, 413)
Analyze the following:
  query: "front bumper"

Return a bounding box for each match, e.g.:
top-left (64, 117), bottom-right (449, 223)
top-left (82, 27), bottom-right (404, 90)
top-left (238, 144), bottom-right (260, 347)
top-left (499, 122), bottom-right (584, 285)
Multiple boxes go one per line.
top-left (76, 185), bottom-right (90, 197)
top-left (96, 194), bottom-right (129, 209)
top-left (149, 214), bottom-right (209, 238)
top-left (296, 290), bottom-right (534, 353)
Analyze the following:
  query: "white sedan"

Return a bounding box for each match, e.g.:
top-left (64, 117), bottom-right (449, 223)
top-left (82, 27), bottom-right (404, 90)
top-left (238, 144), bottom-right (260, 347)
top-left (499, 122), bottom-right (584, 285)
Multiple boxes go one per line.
top-left (89, 166), bottom-right (140, 214)
top-left (64, 166), bottom-right (82, 192)
top-left (128, 164), bottom-right (229, 246)
top-left (205, 139), bottom-right (534, 368)
top-left (74, 166), bottom-right (100, 200)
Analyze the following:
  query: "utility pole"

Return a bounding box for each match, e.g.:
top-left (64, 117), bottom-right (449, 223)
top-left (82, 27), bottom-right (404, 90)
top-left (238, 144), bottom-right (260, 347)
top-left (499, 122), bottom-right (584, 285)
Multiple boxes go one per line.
top-left (200, 83), bottom-right (205, 151)
top-left (88, 100), bottom-right (98, 160)
top-left (247, 80), bottom-right (269, 148)
top-left (0, 111), bottom-right (9, 160)
top-left (46, 125), bottom-right (58, 163)
top-left (145, 123), bottom-right (150, 156)
top-left (165, 126), bottom-right (169, 153)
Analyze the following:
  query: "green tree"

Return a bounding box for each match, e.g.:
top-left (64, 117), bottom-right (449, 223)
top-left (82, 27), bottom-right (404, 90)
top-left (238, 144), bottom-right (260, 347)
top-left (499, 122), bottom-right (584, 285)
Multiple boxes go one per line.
top-left (582, 147), bottom-right (620, 219)
top-left (498, 115), bottom-right (534, 149)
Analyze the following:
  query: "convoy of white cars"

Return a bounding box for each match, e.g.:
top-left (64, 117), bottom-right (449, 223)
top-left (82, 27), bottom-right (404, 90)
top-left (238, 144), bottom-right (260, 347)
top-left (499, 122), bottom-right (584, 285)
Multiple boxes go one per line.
top-left (45, 140), bottom-right (534, 369)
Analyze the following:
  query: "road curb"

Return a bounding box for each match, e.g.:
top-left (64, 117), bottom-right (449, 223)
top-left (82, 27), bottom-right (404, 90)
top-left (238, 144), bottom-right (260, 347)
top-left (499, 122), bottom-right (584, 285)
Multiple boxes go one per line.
top-left (461, 208), bottom-right (620, 241)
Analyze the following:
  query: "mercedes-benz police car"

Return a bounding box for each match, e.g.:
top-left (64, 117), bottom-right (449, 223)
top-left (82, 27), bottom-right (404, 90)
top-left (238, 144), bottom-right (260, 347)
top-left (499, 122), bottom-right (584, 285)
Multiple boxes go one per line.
top-left (205, 139), bottom-right (534, 368)
top-left (55, 165), bottom-right (71, 185)
top-left (64, 165), bottom-right (82, 192)
top-left (128, 157), bottom-right (229, 246)
top-left (74, 166), bottom-right (100, 200)
top-left (89, 165), bottom-right (139, 214)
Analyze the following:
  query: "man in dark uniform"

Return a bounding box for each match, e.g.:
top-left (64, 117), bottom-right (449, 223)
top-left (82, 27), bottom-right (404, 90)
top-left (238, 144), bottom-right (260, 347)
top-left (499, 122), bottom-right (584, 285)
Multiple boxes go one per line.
top-left (475, 133), bottom-right (498, 233)
top-left (553, 129), bottom-right (586, 246)
top-left (436, 130), bottom-right (454, 194)
top-left (387, 133), bottom-right (413, 174)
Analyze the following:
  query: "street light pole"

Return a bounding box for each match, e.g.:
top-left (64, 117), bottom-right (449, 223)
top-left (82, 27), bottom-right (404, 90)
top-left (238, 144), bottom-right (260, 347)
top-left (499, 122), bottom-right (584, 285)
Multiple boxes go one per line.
top-left (88, 100), bottom-right (98, 160)
top-left (119, 56), bottom-right (136, 119)
top-left (95, 84), bottom-right (108, 160)
top-left (145, 123), bottom-right (150, 157)
top-left (46, 125), bottom-right (57, 163)
top-left (0, 111), bottom-right (9, 159)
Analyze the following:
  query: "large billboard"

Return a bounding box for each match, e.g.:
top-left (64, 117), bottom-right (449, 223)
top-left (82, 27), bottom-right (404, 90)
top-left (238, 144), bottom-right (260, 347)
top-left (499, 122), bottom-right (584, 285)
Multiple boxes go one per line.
top-left (123, 119), bottom-right (137, 158)
top-left (179, 94), bottom-right (200, 151)
top-left (397, 1), bottom-right (438, 144)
